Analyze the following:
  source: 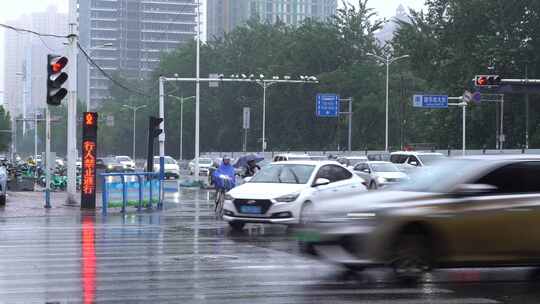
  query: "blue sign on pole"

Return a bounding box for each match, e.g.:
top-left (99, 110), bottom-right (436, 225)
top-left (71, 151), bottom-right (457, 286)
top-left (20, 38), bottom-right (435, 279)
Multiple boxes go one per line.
top-left (316, 94), bottom-right (340, 117)
top-left (413, 95), bottom-right (449, 108)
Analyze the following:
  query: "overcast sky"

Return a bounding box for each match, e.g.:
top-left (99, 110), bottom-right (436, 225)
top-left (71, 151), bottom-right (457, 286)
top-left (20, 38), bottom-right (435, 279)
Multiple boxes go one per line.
top-left (0, 0), bottom-right (425, 93)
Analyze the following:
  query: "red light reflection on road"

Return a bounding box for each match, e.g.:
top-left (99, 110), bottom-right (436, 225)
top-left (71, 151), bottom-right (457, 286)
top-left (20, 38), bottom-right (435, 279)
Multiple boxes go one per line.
top-left (81, 216), bottom-right (96, 304)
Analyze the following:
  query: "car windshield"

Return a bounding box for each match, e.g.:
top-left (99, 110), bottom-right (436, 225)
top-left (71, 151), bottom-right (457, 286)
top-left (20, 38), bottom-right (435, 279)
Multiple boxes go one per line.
top-left (199, 158), bottom-right (212, 164)
top-left (116, 156), bottom-right (131, 162)
top-left (154, 157), bottom-right (177, 164)
top-left (348, 158), bottom-right (367, 166)
top-left (392, 159), bottom-right (484, 193)
top-left (288, 156), bottom-right (311, 161)
top-left (250, 164), bottom-right (315, 184)
top-left (371, 163), bottom-right (400, 172)
top-left (418, 154), bottom-right (445, 165)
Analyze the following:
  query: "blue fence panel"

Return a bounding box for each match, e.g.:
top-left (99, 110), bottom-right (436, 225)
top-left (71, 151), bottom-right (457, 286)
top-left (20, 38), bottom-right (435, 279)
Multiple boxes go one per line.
top-left (100, 172), bottom-right (161, 215)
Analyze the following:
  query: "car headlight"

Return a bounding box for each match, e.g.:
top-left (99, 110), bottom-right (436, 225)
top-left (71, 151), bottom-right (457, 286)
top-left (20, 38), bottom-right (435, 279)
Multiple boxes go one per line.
top-left (224, 194), bottom-right (234, 201)
top-left (107, 165), bottom-right (113, 169)
top-left (376, 176), bottom-right (387, 184)
top-left (274, 193), bottom-right (300, 203)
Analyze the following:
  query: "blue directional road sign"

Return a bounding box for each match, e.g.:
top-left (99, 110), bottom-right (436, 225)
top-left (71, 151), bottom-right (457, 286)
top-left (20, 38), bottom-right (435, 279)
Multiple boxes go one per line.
top-left (316, 94), bottom-right (340, 117)
top-left (413, 94), bottom-right (449, 109)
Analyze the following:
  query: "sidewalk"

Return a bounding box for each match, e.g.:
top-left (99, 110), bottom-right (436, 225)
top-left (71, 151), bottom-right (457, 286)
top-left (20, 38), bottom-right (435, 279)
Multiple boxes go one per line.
top-left (0, 191), bottom-right (86, 218)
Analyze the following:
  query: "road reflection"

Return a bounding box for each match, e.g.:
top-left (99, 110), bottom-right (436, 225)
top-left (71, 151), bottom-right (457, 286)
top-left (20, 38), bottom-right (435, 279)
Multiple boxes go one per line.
top-left (81, 215), bottom-right (96, 304)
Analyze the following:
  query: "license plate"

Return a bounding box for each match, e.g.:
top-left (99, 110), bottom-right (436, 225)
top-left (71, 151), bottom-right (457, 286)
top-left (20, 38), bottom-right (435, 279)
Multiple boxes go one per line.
top-left (240, 205), bottom-right (262, 214)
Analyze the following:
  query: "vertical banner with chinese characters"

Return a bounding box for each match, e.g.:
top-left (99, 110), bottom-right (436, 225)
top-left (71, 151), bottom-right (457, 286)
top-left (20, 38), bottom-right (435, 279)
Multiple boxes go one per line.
top-left (81, 112), bottom-right (98, 209)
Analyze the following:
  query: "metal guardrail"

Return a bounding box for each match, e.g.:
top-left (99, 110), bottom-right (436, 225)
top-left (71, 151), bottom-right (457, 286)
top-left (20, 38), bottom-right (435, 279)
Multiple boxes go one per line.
top-left (100, 172), bottom-right (162, 215)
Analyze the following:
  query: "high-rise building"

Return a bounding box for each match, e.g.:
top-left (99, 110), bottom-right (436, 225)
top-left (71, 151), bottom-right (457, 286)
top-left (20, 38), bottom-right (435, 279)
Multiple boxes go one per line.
top-left (207, 0), bottom-right (337, 40)
top-left (3, 6), bottom-right (68, 120)
top-left (78, 0), bottom-right (198, 108)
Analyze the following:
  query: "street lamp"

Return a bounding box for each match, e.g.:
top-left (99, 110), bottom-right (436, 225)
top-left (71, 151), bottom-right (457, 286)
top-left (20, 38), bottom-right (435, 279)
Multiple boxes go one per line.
top-left (170, 95), bottom-right (195, 160)
top-left (366, 53), bottom-right (410, 152)
top-left (121, 104), bottom-right (147, 160)
top-left (254, 75), bottom-right (318, 153)
top-left (87, 43), bottom-right (113, 112)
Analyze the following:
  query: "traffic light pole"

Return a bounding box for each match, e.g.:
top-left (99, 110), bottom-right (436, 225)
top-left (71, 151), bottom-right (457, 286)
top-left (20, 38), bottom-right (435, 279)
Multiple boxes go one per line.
top-left (45, 107), bottom-right (51, 208)
top-left (66, 0), bottom-right (79, 205)
top-left (449, 97), bottom-right (467, 156)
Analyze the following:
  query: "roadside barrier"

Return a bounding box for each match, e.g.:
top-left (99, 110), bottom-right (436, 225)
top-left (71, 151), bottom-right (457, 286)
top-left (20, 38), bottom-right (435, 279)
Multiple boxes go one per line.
top-left (100, 172), bottom-right (162, 215)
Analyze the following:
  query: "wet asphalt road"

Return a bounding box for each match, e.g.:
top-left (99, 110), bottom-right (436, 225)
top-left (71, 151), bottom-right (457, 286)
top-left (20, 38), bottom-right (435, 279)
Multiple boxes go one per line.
top-left (1, 185), bottom-right (540, 303)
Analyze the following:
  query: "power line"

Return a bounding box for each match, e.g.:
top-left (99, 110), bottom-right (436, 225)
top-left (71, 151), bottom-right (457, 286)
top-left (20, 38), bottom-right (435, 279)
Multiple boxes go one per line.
top-left (77, 42), bottom-right (152, 98)
top-left (0, 23), bottom-right (67, 39)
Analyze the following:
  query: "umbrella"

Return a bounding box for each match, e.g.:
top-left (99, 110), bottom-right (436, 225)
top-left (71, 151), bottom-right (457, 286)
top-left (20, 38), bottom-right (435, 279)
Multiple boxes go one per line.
top-left (233, 154), bottom-right (264, 168)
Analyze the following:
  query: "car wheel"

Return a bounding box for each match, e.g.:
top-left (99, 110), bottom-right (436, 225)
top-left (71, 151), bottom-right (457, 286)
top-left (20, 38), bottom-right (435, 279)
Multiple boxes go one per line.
top-left (369, 181), bottom-right (377, 190)
top-left (0, 194), bottom-right (5, 206)
top-left (229, 221), bottom-right (245, 231)
top-left (299, 201), bottom-right (315, 226)
top-left (391, 233), bottom-right (432, 281)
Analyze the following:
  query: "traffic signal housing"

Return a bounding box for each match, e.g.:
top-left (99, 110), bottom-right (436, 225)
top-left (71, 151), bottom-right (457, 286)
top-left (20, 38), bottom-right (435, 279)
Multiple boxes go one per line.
top-left (146, 116), bottom-right (163, 174)
top-left (474, 75), bottom-right (501, 87)
top-left (47, 54), bottom-right (69, 106)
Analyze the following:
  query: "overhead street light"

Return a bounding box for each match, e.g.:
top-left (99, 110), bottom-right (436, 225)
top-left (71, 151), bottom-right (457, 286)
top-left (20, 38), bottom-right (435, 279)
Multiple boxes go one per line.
top-left (366, 53), bottom-right (410, 152)
top-left (169, 95), bottom-right (195, 160)
top-left (87, 42), bottom-right (114, 112)
top-left (121, 104), bottom-right (147, 161)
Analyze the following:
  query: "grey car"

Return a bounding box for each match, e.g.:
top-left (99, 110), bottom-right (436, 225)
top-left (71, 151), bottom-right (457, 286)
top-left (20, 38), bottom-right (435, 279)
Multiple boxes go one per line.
top-left (353, 161), bottom-right (408, 189)
top-left (300, 155), bottom-right (540, 280)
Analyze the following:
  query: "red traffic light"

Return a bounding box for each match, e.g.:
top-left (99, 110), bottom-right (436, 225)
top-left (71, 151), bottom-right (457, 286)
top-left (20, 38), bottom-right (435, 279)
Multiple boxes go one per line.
top-left (50, 56), bottom-right (68, 73)
top-left (475, 75), bottom-right (501, 87)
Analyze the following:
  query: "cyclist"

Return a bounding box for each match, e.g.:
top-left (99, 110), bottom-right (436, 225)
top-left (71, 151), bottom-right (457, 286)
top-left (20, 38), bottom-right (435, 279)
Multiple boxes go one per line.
top-left (212, 156), bottom-right (236, 216)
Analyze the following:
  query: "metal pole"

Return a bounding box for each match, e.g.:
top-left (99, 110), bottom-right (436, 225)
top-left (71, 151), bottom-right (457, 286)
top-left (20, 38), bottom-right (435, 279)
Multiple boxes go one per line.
top-left (66, 0), bottom-right (79, 204)
top-left (525, 93), bottom-right (529, 149)
top-left (45, 107), bottom-right (51, 208)
top-left (462, 104), bottom-right (466, 156)
top-left (86, 57), bottom-right (91, 112)
top-left (385, 57), bottom-right (390, 152)
top-left (500, 97), bottom-right (504, 150)
top-left (348, 98), bottom-right (352, 152)
top-left (34, 111), bottom-right (38, 162)
top-left (194, 0), bottom-right (201, 177)
top-left (158, 77), bottom-right (165, 205)
top-left (180, 97), bottom-right (184, 160)
top-left (132, 108), bottom-right (136, 161)
top-left (262, 83), bottom-right (267, 153)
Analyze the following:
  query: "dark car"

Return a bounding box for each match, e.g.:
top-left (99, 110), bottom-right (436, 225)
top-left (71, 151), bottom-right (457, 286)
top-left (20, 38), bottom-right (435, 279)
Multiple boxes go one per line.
top-left (97, 157), bottom-right (125, 173)
top-left (300, 155), bottom-right (540, 280)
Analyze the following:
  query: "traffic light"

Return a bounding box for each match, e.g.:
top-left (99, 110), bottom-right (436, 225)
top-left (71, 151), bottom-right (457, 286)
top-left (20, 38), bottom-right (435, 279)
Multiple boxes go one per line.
top-left (47, 54), bottom-right (69, 106)
top-left (474, 75), bottom-right (501, 87)
top-left (146, 116), bottom-right (163, 174)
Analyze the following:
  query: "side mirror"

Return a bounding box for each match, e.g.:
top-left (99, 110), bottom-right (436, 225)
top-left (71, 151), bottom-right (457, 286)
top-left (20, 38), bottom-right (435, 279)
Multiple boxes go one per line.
top-left (452, 184), bottom-right (497, 196)
top-left (409, 161), bottom-right (419, 166)
top-left (313, 178), bottom-right (331, 187)
top-left (362, 168), bottom-right (371, 173)
top-left (244, 176), bottom-right (253, 183)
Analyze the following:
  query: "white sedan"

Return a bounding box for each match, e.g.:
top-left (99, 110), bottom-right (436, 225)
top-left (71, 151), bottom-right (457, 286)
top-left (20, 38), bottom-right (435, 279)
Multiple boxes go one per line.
top-left (222, 161), bottom-right (367, 230)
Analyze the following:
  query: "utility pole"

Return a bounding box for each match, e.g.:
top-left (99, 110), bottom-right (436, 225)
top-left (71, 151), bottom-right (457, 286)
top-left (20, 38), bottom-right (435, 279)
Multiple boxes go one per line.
top-left (195, 0), bottom-right (201, 177)
top-left (339, 98), bottom-right (353, 153)
top-left (66, 0), bottom-right (79, 204)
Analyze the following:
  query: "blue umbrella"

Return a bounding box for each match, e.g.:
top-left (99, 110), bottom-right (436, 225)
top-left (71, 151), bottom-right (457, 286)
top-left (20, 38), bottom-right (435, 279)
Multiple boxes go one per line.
top-left (233, 154), bottom-right (264, 168)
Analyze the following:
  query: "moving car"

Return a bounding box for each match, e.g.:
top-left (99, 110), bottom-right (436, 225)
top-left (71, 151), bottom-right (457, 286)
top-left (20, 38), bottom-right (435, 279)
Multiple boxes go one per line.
top-left (222, 161), bottom-right (367, 230)
top-left (353, 161), bottom-right (408, 189)
top-left (301, 155), bottom-right (540, 280)
top-left (154, 156), bottom-right (181, 179)
top-left (337, 156), bottom-right (368, 168)
top-left (189, 157), bottom-right (213, 176)
top-left (115, 155), bottom-right (136, 171)
top-left (0, 166), bottom-right (7, 205)
top-left (97, 157), bottom-right (124, 173)
top-left (273, 154), bottom-right (312, 162)
top-left (390, 151), bottom-right (445, 172)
